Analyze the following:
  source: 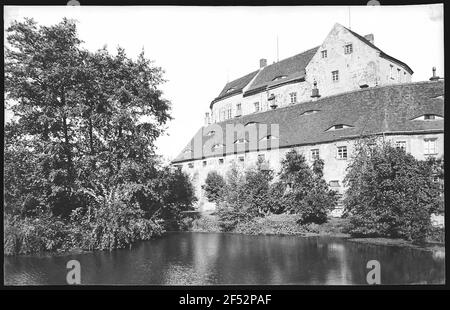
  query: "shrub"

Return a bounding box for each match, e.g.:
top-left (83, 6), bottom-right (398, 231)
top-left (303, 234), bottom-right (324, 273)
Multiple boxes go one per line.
top-left (202, 171), bottom-right (226, 203)
top-left (4, 209), bottom-right (71, 255)
top-left (295, 181), bottom-right (337, 225)
top-left (344, 140), bottom-right (442, 242)
top-left (70, 184), bottom-right (164, 251)
top-left (427, 226), bottom-right (445, 243)
top-left (190, 215), bottom-right (221, 232)
top-left (279, 151), bottom-right (337, 223)
top-left (216, 163), bottom-right (258, 231)
top-left (242, 162), bottom-right (274, 216)
top-left (233, 214), bottom-right (306, 235)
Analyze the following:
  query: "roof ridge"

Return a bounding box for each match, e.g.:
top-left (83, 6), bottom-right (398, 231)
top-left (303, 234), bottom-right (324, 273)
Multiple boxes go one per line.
top-left (263, 45), bottom-right (320, 68)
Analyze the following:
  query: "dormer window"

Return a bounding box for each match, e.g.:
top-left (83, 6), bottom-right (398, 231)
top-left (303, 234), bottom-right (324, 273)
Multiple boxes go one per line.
top-left (301, 110), bottom-right (320, 116)
top-left (183, 149), bottom-right (192, 154)
top-left (226, 88), bottom-right (235, 93)
top-left (245, 121), bottom-right (259, 127)
top-left (412, 114), bottom-right (443, 121)
top-left (272, 75), bottom-right (287, 81)
top-left (206, 130), bottom-right (215, 136)
top-left (260, 135), bottom-right (278, 141)
top-left (212, 143), bottom-right (224, 151)
top-left (344, 44), bottom-right (353, 54)
top-left (326, 124), bottom-right (352, 131)
top-left (234, 138), bottom-right (247, 144)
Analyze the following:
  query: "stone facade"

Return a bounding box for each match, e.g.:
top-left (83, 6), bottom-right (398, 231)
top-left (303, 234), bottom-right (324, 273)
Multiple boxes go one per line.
top-left (207, 23), bottom-right (413, 124)
top-left (179, 132), bottom-right (444, 212)
top-left (174, 23), bottom-right (443, 215)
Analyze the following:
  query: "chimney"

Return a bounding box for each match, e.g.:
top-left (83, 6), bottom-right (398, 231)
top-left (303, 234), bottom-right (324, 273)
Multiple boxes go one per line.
top-left (260, 58), bottom-right (267, 68)
top-left (429, 67), bottom-right (440, 81)
top-left (364, 34), bottom-right (374, 44)
top-left (311, 81), bottom-right (321, 100)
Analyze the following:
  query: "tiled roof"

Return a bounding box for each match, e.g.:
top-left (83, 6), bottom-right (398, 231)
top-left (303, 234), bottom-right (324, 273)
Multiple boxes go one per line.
top-left (173, 81), bottom-right (444, 163)
top-left (209, 26), bottom-right (413, 108)
top-left (210, 70), bottom-right (259, 108)
top-left (244, 46), bottom-right (320, 96)
top-left (344, 26), bottom-right (414, 74)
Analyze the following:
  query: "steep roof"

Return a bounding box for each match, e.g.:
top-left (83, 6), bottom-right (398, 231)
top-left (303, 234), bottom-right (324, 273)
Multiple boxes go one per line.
top-left (210, 70), bottom-right (259, 108)
top-left (344, 26), bottom-right (414, 74)
top-left (208, 25), bottom-right (413, 110)
top-left (243, 46), bottom-right (320, 96)
top-left (173, 81), bottom-right (444, 163)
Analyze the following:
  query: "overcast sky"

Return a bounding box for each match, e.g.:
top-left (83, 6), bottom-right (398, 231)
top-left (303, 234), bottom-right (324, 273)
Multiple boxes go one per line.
top-left (4, 5), bottom-right (444, 161)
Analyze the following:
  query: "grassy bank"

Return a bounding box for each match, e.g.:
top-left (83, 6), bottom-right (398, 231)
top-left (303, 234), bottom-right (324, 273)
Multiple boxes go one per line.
top-left (190, 213), bottom-right (445, 253)
top-left (190, 213), bottom-right (351, 237)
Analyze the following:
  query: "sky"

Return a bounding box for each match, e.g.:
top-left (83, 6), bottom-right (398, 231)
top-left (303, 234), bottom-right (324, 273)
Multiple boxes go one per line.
top-left (4, 5), bottom-right (444, 161)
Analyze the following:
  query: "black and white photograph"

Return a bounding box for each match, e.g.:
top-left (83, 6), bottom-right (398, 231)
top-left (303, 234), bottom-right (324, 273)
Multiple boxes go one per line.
top-left (3, 1), bottom-right (445, 288)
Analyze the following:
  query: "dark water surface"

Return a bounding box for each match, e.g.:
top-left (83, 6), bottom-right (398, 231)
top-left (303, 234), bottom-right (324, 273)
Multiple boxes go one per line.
top-left (4, 232), bottom-right (445, 285)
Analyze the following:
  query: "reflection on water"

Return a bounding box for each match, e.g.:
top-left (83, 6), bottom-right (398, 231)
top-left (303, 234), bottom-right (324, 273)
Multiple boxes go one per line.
top-left (4, 232), bottom-right (445, 285)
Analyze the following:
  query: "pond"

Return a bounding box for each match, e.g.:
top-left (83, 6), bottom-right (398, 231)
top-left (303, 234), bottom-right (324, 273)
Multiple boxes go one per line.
top-left (4, 232), bottom-right (445, 285)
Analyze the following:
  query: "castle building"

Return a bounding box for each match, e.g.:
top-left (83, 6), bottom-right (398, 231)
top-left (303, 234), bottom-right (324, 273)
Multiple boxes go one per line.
top-left (172, 23), bottom-right (444, 213)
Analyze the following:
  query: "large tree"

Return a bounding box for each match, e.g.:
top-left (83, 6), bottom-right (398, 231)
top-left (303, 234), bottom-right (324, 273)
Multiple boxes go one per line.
top-left (5, 18), bottom-right (172, 217)
top-left (344, 140), bottom-right (442, 242)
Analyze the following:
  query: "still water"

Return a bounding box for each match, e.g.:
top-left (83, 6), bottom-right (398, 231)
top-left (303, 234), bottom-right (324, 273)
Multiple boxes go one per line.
top-left (4, 232), bottom-right (445, 285)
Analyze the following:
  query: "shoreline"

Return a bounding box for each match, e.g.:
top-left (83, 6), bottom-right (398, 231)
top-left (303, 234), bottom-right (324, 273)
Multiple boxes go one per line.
top-left (5, 217), bottom-right (444, 257)
top-left (189, 213), bottom-right (445, 253)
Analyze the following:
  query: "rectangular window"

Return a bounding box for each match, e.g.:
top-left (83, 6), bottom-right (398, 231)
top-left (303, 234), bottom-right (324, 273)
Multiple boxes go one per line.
top-left (227, 107), bottom-right (232, 119)
top-left (397, 68), bottom-right (401, 81)
top-left (238, 156), bottom-right (245, 163)
top-left (329, 180), bottom-right (340, 187)
top-left (188, 163), bottom-right (194, 168)
top-left (290, 92), bottom-right (297, 104)
top-left (254, 102), bottom-right (260, 112)
top-left (424, 138), bottom-right (437, 155)
top-left (257, 154), bottom-right (265, 162)
top-left (424, 114), bottom-right (436, 120)
top-left (337, 146), bottom-right (348, 160)
top-left (202, 160), bottom-right (207, 167)
top-left (332, 70), bottom-right (339, 82)
top-left (321, 50), bottom-right (327, 58)
top-left (344, 44), bottom-right (353, 54)
top-left (390, 64), bottom-right (394, 79)
top-left (236, 103), bottom-right (242, 111)
top-left (311, 149), bottom-right (320, 160)
top-left (221, 109), bottom-right (226, 121)
top-left (395, 141), bottom-right (406, 152)
top-left (218, 158), bottom-right (224, 165)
